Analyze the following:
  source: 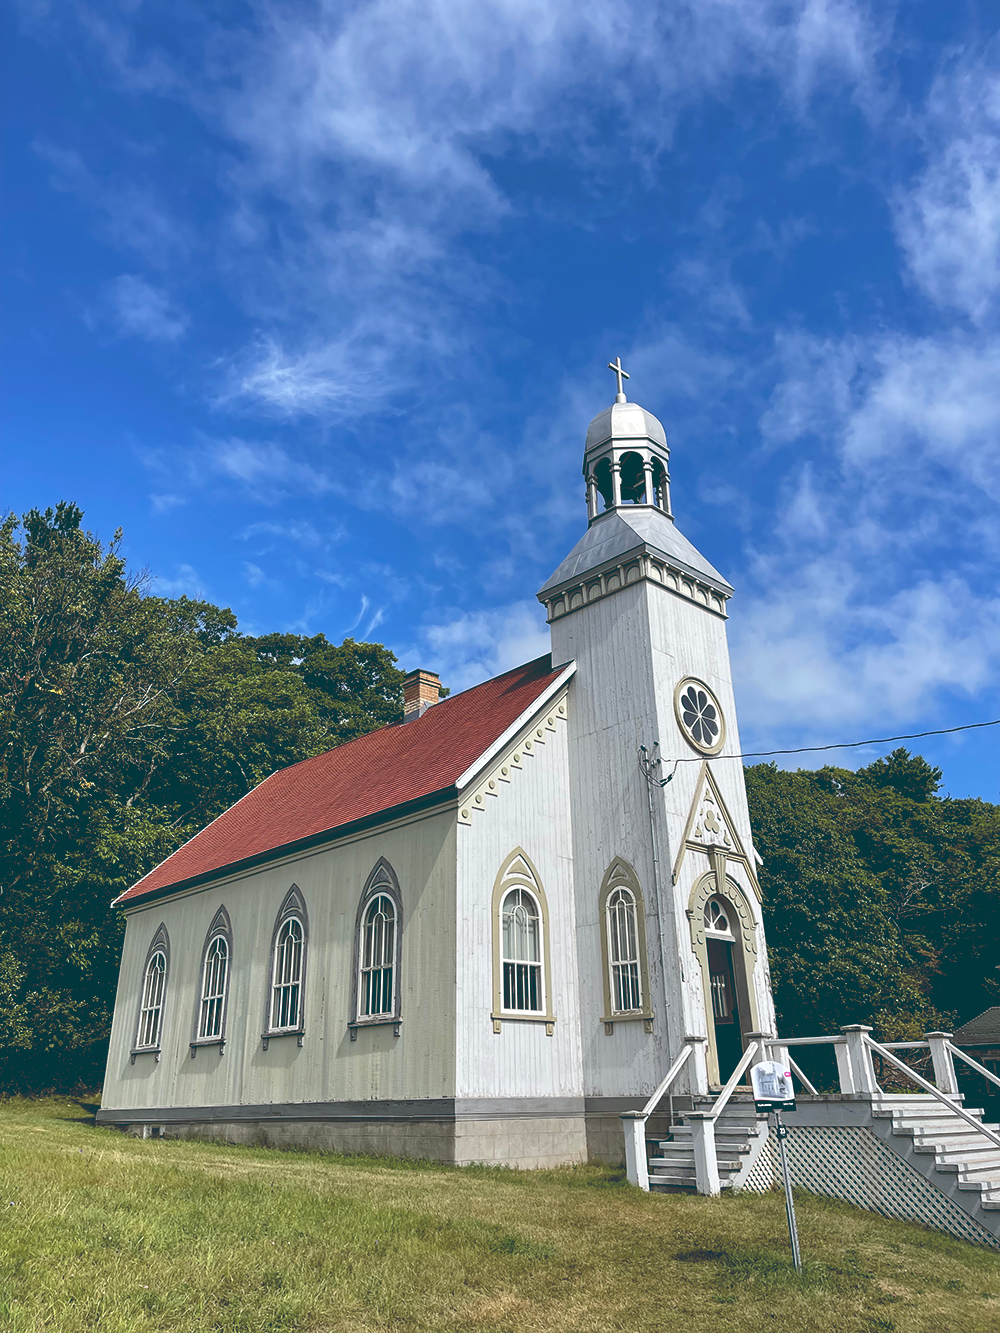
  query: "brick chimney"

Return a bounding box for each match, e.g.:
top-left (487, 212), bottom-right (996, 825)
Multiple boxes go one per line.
top-left (402, 669), bottom-right (441, 721)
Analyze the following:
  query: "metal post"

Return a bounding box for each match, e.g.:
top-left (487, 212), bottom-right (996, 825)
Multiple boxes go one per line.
top-left (773, 1112), bottom-right (802, 1273)
top-left (925, 1031), bottom-right (960, 1098)
top-left (621, 1111), bottom-right (649, 1190)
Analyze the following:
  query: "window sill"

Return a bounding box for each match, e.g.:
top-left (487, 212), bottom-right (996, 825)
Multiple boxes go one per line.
top-left (348, 1018), bottom-right (401, 1041)
top-left (491, 1012), bottom-right (556, 1036)
top-left (130, 1046), bottom-right (161, 1065)
top-left (601, 1012), bottom-right (655, 1035)
top-left (261, 1028), bottom-right (304, 1050)
top-left (189, 1037), bottom-right (226, 1058)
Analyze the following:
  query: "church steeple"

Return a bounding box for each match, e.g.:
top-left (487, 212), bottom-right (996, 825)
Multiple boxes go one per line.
top-left (583, 359), bottom-right (672, 522)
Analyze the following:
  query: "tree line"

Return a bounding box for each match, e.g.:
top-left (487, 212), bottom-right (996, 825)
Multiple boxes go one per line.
top-left (2, 503), bottom-right (998, 1092)
top-left (0, 504), bottom-right (404, 1089)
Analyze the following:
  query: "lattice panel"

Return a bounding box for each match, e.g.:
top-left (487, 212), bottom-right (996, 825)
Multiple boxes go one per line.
top-left (737, 1124), bottom-right (999, 1250)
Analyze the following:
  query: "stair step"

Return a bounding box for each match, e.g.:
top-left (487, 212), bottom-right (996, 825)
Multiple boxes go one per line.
top-left (928, 1145), bottom-right (1000, 1165)
top-left (648, 1156), bottom-right (745, 1170)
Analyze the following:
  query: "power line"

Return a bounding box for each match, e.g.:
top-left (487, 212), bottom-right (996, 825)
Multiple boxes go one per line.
top-left (669, 716), bottom-right (1000, 766)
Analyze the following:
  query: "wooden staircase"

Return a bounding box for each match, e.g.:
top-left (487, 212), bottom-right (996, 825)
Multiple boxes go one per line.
top-left (647, 1095), bottom-right (768, 1192)
top-left (873, 1094), bottom-right (1000, 1214)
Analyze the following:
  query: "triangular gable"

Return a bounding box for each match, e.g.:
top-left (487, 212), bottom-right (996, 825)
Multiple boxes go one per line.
top-left (671, 762), bottom-right (761, 900)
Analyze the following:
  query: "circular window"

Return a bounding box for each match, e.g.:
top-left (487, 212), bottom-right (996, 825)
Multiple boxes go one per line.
top-left (674, 678), bottom-right (726, 755)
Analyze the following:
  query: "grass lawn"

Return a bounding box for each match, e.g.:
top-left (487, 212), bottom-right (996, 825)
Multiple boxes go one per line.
top-left (2, 1099), bottom-right (1000, 1332)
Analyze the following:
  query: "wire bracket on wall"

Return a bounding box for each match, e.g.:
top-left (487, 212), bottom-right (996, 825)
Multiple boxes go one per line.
top-left (639, 742), bottom-right (672, 787)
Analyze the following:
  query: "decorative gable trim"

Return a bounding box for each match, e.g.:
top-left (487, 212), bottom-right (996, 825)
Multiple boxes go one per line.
top-left (541, 552), bottom-right (729, 624)
top-left (671, 762), bottom-right (761, 901)
top-left (457, 689), bottom-right (569, 825)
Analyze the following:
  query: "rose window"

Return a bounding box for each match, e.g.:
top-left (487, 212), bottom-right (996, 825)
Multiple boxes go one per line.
top-left (674, 678), bottom-right (725, 754)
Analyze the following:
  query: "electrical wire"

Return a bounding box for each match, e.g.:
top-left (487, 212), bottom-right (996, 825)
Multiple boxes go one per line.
top-left (664, 715), bottom-right (1000, 771)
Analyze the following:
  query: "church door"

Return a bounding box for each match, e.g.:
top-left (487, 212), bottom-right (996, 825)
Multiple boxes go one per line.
top-left (705, 918), bottom-right (744, 1082)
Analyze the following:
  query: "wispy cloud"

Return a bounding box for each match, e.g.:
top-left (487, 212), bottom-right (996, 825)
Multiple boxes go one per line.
top-left (895, 45), bottom-right (1000, 323)
top-left (415, 599), bottom-right (550, 695)
top-left (101, 274), bottom-right (188, 342)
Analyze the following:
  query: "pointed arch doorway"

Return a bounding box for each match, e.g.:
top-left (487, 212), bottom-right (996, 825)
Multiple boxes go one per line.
top-left (689, 873), bottom-right (761, 1086)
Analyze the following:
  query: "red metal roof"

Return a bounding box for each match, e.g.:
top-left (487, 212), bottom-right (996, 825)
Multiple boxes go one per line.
top-left (115, 654), bottom-right (566, 906)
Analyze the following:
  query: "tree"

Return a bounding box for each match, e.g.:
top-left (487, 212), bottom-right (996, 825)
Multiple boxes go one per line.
top-left (0, 504), bottom-right (406, 1091)
top-left (746, 752), bottom-right (1000, 1064)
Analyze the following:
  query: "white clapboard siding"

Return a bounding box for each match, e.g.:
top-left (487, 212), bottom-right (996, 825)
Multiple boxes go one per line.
top-left (455, 704), bottom-right (585, 1100)
top-left (102, 807), bottom-right (458, 1112)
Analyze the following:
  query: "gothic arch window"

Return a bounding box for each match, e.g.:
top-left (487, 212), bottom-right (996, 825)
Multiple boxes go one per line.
top-left (132, 924), bottom-right (170, 1061)
top-left (350, 858), bottom-right (403, 1038)
top-left (703, 895), bottom-right (735, 940)
top-left (598, 860), bottom-right (654, 1033)
top-left (191, 907), bottom-right (232, 1052)
top-left (263, 887), bottom-right (308, 1047)
top-left (491, 848), bottom-right (555, 1034)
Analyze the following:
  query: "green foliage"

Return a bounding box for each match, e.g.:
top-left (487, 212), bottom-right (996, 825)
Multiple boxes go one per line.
top-left (747, 752), bottom-right (1000, 1048)
top-left (0, 505), bottom-right (405, 1092)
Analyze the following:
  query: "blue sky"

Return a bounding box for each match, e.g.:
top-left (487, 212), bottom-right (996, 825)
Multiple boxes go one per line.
top-left (5, 1), bottom-right (1000, 799)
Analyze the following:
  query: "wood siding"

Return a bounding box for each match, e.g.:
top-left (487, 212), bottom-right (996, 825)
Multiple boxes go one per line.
top-left (102, 808), bottom-right (458, 1111)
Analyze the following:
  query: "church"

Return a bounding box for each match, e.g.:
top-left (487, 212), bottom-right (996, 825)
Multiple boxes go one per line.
top-left (98, 363), bottom-right (777, 1168)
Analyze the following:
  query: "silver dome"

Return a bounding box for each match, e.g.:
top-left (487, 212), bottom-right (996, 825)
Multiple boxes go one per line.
top-left (584, 400), bottom-right (668, 453)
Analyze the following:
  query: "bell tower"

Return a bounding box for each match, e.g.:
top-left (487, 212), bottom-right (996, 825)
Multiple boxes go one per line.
top-left (538, 362), bottom-right (775, 1105)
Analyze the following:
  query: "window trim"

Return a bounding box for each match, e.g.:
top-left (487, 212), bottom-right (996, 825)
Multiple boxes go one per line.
top-left (490, 847), bottom-right (555, 1032)
top-left (349, 858), bottom-right (403, 1039)
top-left (131, 924), bottom-right (170, 1062)
top-left (190, 906), bottom-right (233, 1056)
top-left (262, 886), bottom-right (308, 1048)
top-left (598, 859), bottom-right (654, 1031)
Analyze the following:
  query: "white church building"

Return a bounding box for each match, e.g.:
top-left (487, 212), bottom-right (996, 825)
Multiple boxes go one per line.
top-left (98, 365), bottom-right (777, 1168)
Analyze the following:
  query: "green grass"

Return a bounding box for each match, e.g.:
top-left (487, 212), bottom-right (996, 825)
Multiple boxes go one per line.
top-left (2, 1098), bottom-right (1000, 1332)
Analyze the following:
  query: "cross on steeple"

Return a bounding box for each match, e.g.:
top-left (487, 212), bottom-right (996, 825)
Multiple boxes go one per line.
top-left (608, 356), bottom-right (630, 403)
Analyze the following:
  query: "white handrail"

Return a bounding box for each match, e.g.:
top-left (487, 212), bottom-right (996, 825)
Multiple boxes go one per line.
top-left (865, 1036), bottom-right (1000, 1151)
top-left (880, 1042), bottom-right (929, 1050)
top-left (708, 1040), bottom-right (760, 1121)
top-left (780, 1035), bottom-right (846, 1046)
top-left (949, 1042), bottom-right (1000, 1092)
top-left (787, 1055), bottom-right (818, 1094)
top-left (640, 1041), bottom-right (694, 1118)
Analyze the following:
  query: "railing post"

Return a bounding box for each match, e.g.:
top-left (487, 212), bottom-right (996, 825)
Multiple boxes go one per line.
top-left (925, 1031), bottom-right (960, 1098)
top-left (621, 1111), bottom-right (649, 1190)
top-left (841, 1025), bottom-right (879, 1093)
top-left (687, 1034), bottom-right (709, 1094)
top-left (835, 1041), bottom-right (856, 1093)
top-left (686, 1112), bottom-right (721, 1196)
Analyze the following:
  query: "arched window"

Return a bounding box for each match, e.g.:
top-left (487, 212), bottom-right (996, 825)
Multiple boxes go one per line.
top-left (490, 849), bottom-right (554, 1031)
top-left (132, 923), bottom-right (170, 1059)
top-left (199, 936), bottom-right (229, 1039)
top-left (191, 906), bottom-right (232, 1051)
top-left (263, 887), bottom-right (308, 1046)
top-left (607, 886), bottom-right (642, 1013)
top-left (598, 860), bottom-right (653, 1033)
top-left (360, 894), bottom-right (396, 1017)
top-left (704, 895), bottom-right (735, 938)
top-left (271, 917), bottom-right (303, 1030)
top-left (350, 859), bottom-right (403, 1037)
top-left (502, 886), bottom-right (542, 1012)
top-left (138, 951), bottom-right (166, 1047)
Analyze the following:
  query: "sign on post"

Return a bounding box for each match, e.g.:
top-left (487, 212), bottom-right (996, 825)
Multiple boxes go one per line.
top-left (751, 1059), bottom-right (796, 1113)
top-left (750, 1060), bottom-right (802, 1274)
